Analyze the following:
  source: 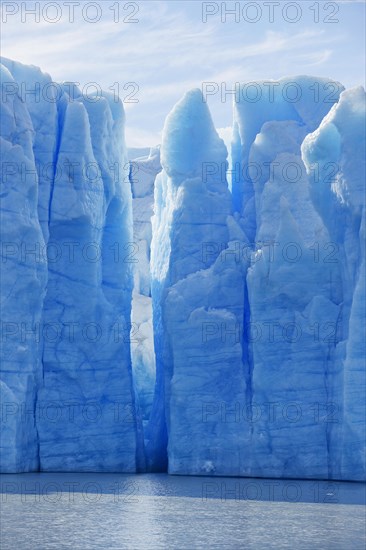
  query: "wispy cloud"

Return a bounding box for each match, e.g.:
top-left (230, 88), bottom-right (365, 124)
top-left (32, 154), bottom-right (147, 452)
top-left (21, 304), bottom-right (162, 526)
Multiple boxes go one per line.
top-left (1, 0), bottom-right (364, 146)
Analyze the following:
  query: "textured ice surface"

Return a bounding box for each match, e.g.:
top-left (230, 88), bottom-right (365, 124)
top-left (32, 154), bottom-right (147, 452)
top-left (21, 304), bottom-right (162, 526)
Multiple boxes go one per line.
top-left (148, 82), bottom-right (365, 480)
top-left (148, 89), bottom-right (249, 473)
top-left (302, 87), bottom-right (366, 480)
top-left (130, 147), bottom-right (161, 296)
top-left (240, 78), bottom-right (345, 479)
top-left (129, 148), bottom-right (161, 424)
top-left (0, 63), bottom-right (47, 472)
top-left (231, 77), bottom-right (345, 240)
top-left (1, 61), bottom-right (365, 480)
top-left (0, 59), bottom-right (144, 472)
top-left (1, 58), bottom-right (59, 242)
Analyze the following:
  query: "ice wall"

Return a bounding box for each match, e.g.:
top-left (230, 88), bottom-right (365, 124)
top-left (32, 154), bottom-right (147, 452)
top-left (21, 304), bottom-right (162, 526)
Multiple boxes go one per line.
top-left (231, 77), bottom-right (345, 240)
top-left (1, 59), bottom-right (365, 480)
top-left (302, 87), bottom-right (366, 480)
top-left (0, 59), bottom-right (143, 472)
top-left (129, 148), bottom-right (161, 424)
top-left (149, 81), bottom-right (365, 480)
top-left (148, 90), bottom-right (249, 473)
top-left (0, 64), bottom-right (47, 472)
top-left (235, 78), bottom-right (345, 479)
top-left (1, 58), bottom-right (59, 242)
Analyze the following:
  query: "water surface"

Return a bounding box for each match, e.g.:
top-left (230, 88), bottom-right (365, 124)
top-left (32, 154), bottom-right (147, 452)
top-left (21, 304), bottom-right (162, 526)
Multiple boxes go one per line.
top-left (1, 473), bottom-right (365, 549)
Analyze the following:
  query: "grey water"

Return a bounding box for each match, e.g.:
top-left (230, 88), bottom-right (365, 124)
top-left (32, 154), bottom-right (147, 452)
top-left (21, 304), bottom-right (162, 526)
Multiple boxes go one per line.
top-left (0, 473), bottom-right (365, 549)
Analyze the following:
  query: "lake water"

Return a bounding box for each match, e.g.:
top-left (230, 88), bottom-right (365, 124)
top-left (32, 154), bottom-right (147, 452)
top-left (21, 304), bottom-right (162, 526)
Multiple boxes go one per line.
top-left (1, 473), bottom-right (365, 549)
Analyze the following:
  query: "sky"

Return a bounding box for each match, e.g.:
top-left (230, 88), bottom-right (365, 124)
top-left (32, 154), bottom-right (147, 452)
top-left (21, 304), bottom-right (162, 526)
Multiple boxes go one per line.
top-left (1, 0), bottom-right (365, 147)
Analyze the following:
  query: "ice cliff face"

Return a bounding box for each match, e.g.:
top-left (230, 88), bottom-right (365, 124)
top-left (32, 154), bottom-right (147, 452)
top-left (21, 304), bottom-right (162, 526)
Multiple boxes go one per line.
top-left (0, 59), bottom-right (144, 472)
top-left (129, 148), bottom-right (161, 425)
top-left (148, 89), bottom-right (249, 473)
top-left (1, 60), bottom-right (365, 480)
top-left (148, 82), bottom-right (365, 480)
top-left (302, 87), bottom-right (366, 480)
top-left (0, 63), bottom-right (48, 472)
top-left (235, 78), bottom-right (345, 479)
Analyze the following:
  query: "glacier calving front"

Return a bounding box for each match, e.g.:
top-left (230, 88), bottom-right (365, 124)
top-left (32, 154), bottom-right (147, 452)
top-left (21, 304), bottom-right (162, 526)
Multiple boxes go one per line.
top-left (149, 81), bottom-right (365, 481)
top-left (0, 59), bottom-right (365, 480)
top-left (0, 59), bottom-right (144, 472)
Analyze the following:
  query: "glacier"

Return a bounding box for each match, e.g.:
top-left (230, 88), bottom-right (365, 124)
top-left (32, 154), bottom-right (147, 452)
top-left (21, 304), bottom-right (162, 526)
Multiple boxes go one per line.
top-left (0, 58), bottom-right (144, 472)
top-left (302, 87), bottom-right (366, 480)
top-left (147, 89), bottom-right (249, 473)
top-left (235, 77), bottom-right (345, 480)
top-left (129, 147), bottom-right (161, 425)
top-left (0, 60), bottom-right (365, 481)
top-left (147, 81), bottom-right (365, 480)
top-left (0, 62), bottom-right (48, 472)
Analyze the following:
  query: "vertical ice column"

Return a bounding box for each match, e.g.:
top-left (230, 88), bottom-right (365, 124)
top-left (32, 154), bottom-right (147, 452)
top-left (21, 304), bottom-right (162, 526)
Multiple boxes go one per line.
top-left (247, 203), bottom-right (342, 478)
top-left (36, 89), bottom-right (144, 472)
top-left (0, 57), bottom-right (59, 242)
top-left (231, 77), bottom-right (344, 240)
top-left (130, 147), bottom-right (161, 296)
top-left (129, 148), bottom-right (161, 424)
top-left (0, 64), bottom-right (47, 472)
top-left (302, 87), bottom-right (366, 480)
top-left (148, 89), bottom-right (249, 474)
top-left (0, 59), bottom-right (143, 472)
top-left (238, 78), bottom-right (345, 479)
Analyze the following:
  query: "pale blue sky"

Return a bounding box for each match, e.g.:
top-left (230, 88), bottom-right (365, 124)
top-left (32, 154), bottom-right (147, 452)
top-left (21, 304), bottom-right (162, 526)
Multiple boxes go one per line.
top-left (1, 0), bottom-right (365, 146)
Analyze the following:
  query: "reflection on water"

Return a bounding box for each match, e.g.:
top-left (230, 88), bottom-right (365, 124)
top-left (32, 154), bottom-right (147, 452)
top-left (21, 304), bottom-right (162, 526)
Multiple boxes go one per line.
top-left (1, 473), bottom-right (365, 549)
